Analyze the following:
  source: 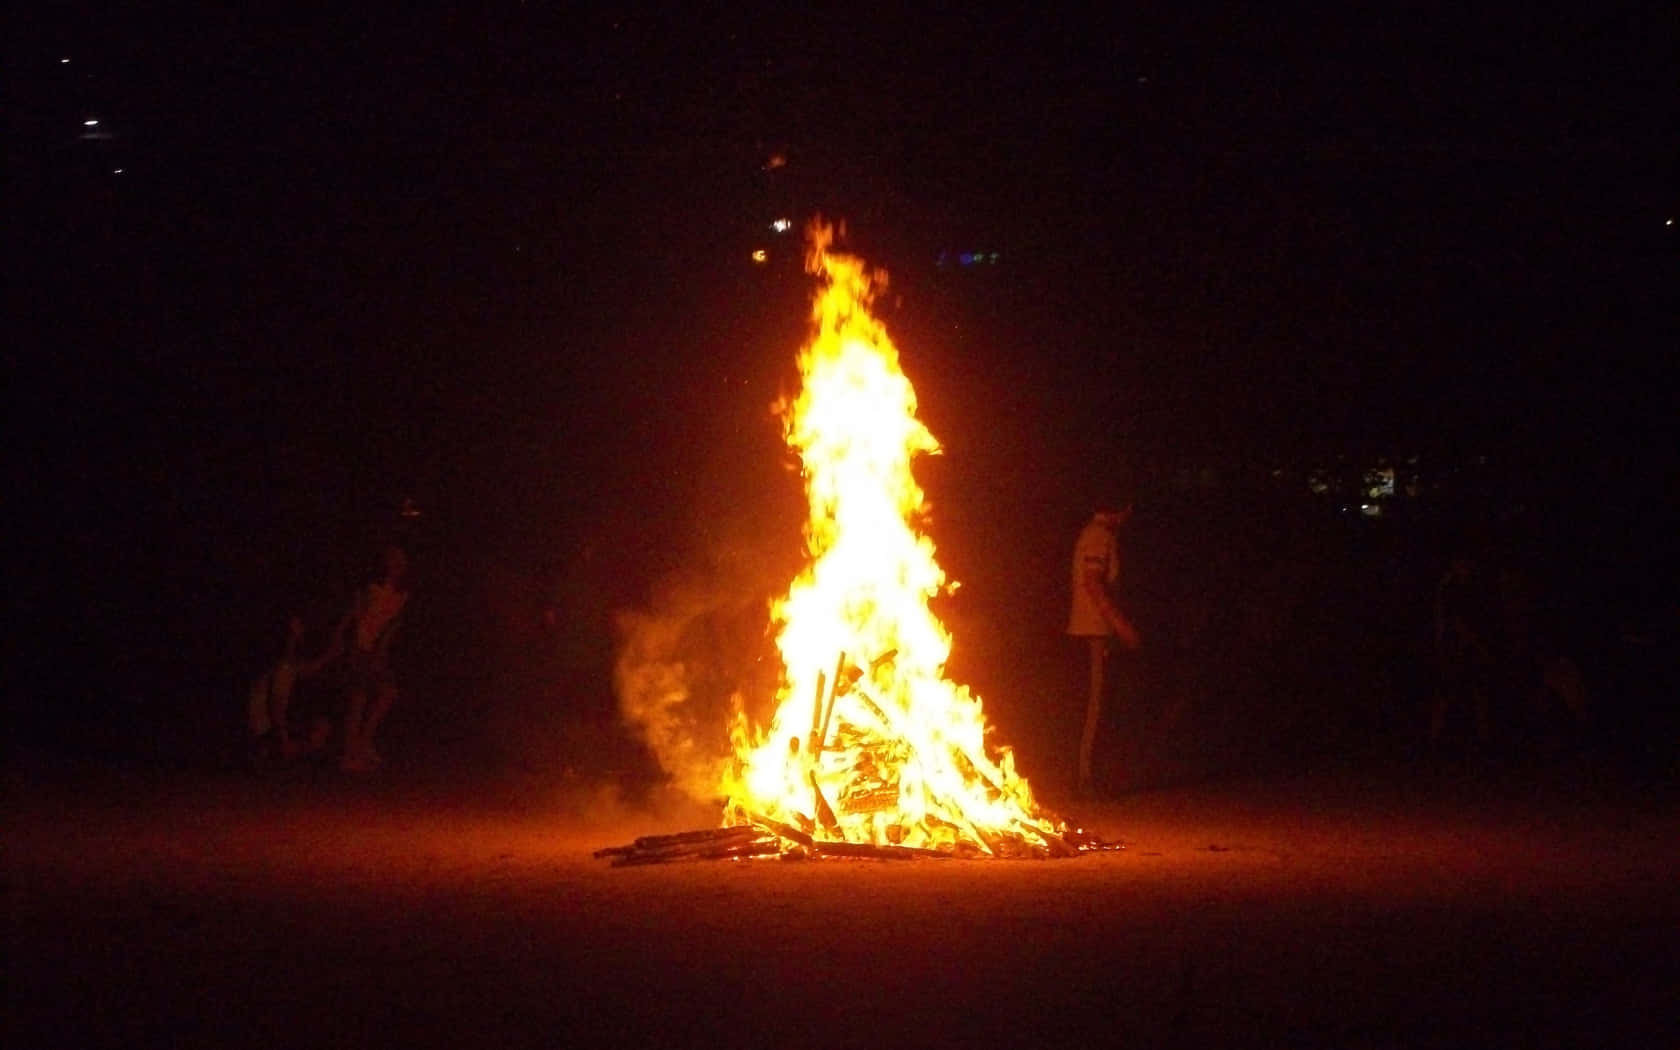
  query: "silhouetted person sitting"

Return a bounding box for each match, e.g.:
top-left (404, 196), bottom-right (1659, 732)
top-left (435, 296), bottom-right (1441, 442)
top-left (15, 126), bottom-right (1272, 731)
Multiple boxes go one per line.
top-left (247, 615), bottom-right (341, 765)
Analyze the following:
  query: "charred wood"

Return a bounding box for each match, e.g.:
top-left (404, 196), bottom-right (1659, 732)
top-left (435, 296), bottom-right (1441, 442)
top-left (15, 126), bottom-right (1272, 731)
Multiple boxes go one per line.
top-left (812, 841), bottom-right (951, 861)
top-left (746, 813), bottom-right (815, 849)
top-left (592, 825), bottom-right (762, 860)
top-left (610, 836), bottom-right (782, 867)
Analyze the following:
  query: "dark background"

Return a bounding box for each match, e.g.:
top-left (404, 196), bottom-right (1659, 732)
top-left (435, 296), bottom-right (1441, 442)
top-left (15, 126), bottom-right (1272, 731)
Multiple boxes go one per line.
top-left (8, 5), bottom-right (1677, 781)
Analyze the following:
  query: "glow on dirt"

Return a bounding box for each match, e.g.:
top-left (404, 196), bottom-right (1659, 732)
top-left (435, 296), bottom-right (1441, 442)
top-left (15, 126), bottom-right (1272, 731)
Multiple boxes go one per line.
top-left (721, 224), bottom-right (1060, 855)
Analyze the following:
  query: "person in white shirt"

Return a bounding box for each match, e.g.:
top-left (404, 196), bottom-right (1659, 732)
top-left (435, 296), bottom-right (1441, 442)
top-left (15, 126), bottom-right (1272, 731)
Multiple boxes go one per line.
top-left (335, 545), bottom-right (411, 772)
top-left (1067, 503), bottom-right (1140, 794)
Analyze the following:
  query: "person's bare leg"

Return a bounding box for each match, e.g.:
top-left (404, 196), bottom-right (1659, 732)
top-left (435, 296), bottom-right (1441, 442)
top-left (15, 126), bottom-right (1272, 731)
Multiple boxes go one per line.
top-left (342, 688), bottom-right (368, 768)
top-left (1473, 684), bottom-right (1491, 744)
top-left (270, 678), bottom-right (296, 758)
top-left (360, 683), bottom-right (395, 763)
top-left (1078, 636), bottom-right (1107, 793)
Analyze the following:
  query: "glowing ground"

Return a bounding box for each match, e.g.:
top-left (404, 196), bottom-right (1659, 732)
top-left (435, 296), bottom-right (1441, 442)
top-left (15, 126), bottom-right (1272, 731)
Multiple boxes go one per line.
top-left (8, 753), bottom-right (1676, 1048)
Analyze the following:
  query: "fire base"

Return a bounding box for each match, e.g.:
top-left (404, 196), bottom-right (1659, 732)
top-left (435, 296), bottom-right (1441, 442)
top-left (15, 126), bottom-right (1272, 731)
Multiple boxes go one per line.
top-left (593, 819), bottom-right (1123, 867)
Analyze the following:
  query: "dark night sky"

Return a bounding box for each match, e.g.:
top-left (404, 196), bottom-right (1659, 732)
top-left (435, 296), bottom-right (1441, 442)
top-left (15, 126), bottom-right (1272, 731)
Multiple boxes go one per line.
top-left (7, 5), bottom-right (1677, 724)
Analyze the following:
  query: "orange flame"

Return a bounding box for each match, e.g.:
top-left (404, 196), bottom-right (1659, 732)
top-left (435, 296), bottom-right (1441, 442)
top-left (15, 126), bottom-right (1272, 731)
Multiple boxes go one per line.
top-left (722, 223), bottom-right (1058, 855)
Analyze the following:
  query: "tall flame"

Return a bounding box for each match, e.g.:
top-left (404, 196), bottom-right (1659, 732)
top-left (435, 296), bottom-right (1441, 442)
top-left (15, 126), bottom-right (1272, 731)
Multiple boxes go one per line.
top-left (722, 224), bottom-right (1058, 855)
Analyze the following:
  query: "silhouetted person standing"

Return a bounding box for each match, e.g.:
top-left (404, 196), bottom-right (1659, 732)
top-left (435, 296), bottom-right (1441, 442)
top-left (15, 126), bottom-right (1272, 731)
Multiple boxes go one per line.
top-left (1432, 552), bottom-right (1493, 747)
top-left (337, 545), bottom-right (410, 772)
top-left (1068, 504), bottom-right (1140, 794)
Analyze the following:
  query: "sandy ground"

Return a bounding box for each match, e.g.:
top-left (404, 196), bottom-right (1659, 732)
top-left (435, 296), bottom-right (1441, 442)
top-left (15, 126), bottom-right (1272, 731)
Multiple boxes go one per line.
top-left (6, 751), bottom-right (1677, 1050)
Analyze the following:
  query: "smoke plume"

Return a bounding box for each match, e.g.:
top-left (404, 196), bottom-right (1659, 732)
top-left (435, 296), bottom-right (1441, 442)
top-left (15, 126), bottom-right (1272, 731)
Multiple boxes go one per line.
top-left (611, 567), bottom-right (781, 802)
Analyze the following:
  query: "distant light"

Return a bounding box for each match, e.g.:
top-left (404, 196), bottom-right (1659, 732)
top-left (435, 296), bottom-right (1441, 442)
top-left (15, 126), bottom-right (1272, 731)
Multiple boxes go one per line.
top-left (1668, 218), bottom-right (1675, 226)
top-left (751, 249), bottom-right (768, 264)
top-left (84, 119), bottom-right (99, 127)
top-left (112, 168), bottom-right (124, 174)
top-left (61, 57), bottom-right (71, 64)
top-left (770, 218), bottom-right (792, 234)
top-left (959, 253), bottom-right (974, 265)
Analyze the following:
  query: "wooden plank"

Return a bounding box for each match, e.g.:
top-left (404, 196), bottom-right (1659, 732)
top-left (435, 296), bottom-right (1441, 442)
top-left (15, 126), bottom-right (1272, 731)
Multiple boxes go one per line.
top-left (811, 841), bottom-right (952, 861)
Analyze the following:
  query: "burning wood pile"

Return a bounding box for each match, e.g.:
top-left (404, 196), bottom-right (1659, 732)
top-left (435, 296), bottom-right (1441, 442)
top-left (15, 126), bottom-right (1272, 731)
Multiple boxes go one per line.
top-left (602, 224), bottom-right (1117, 865)
top-left (594, 824), bottom-right (950, 867)
top-left (594, 817), bottom-right (1122, 867)
top-left (595, 646), bottom-right (1123, 865)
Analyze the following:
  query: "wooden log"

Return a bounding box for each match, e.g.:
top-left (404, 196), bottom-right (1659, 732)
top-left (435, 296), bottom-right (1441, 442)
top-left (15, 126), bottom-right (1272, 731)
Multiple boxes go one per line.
top-left (593, 825), bottom-right (759, 860)
top-left (807, 652), bottom-right (850, 758)
top-left (809, 771), bottom-right (840, 833)
top-left (1059, 826), bottom-right (1126, 852)
top-left (746, 813), bottom-right (815, 849)
top-left (826, 684), bottom-right (1019, 858)
top-left (621, 839), bottom-right (766, 863)
top-left (631, 826), bottom-right (760, 851)
top-left (806, 669), bottom-right (828, 753)
top-left (943, 743), bottom-right (1083, 858)
top-left (705, 841), bottom-right (784, 861)
top-left (611, 835), bottom-right (781, 867)
top-left (831, 651), bottom-right (851, 696)
top-left (1025, 824), bottom-right (1082, 858)
top-left (947, 744), bottom-right (1011, 804)
top-left (596, 814), bottom-right (1086, 863)
top-left (811, 840), bottom-right (952, 861)
top-left (815, 654), bottom-right (849, 755)
top-left (847, 681), bottom-right (898, 734)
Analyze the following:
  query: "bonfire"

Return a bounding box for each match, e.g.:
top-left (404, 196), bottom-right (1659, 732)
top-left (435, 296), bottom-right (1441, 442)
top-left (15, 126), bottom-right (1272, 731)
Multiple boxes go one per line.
top-left (599, 224), bottom-right (1110, 865)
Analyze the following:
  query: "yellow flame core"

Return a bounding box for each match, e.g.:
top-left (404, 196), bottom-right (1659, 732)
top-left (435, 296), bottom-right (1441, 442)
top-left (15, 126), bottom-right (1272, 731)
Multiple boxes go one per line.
top-left (722, 226), bottom-right (1055, 854)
